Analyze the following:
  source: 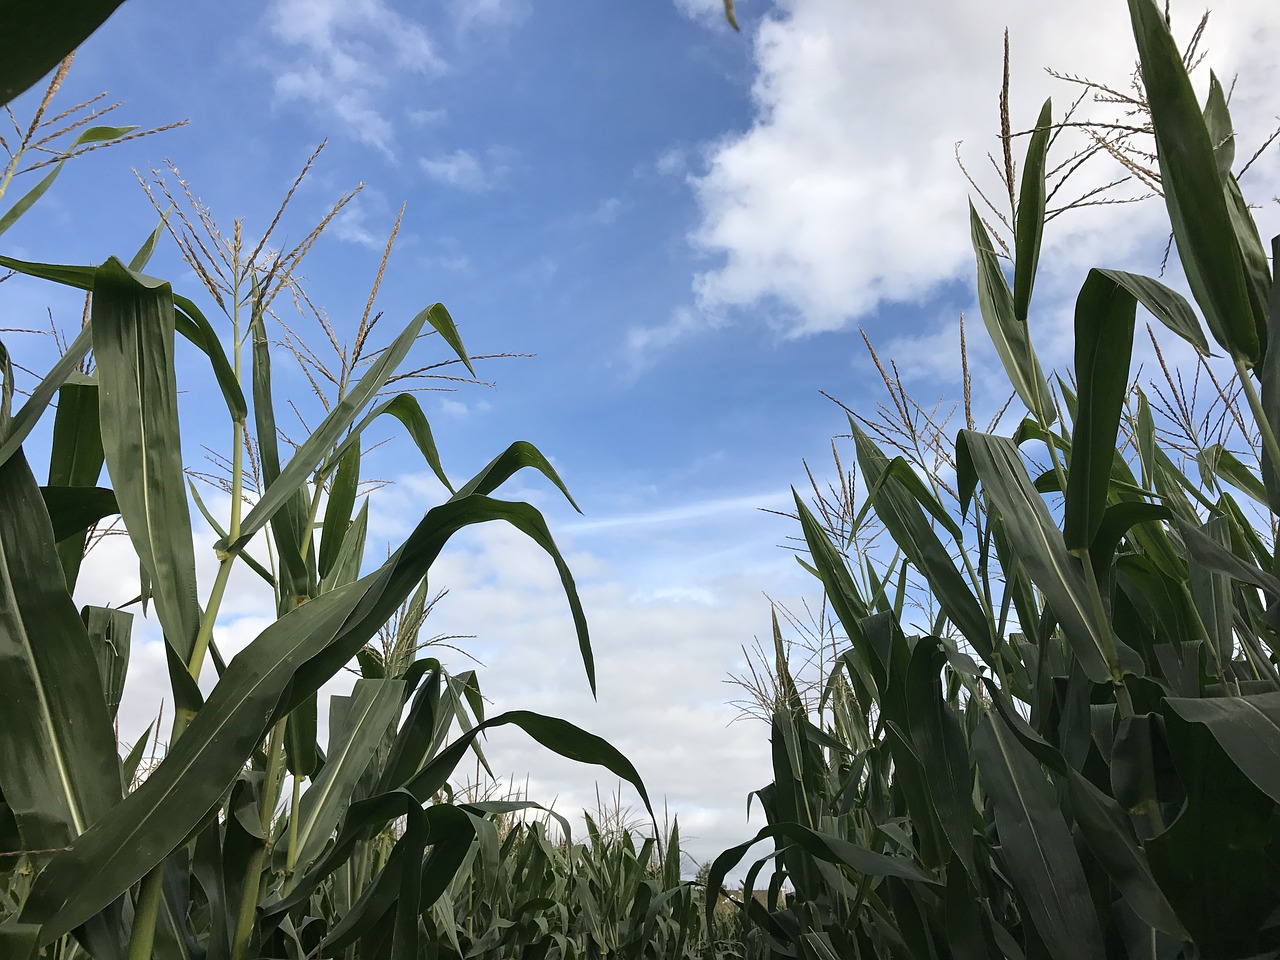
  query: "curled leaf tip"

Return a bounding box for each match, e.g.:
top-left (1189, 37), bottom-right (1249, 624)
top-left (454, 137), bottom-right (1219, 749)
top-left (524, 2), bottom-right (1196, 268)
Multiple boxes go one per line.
top-left (723, 0), bottom-right (740, 30)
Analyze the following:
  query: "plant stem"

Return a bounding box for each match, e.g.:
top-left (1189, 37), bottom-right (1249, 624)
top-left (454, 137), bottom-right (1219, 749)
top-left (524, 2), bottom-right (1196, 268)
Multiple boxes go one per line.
top-left (185, 553), bottom-right (235, 694)
top-left (230, 721), bottom-right (286, 960)
top-left (286, 771), bottom-right (301, 878)
top-left (127, 866), bottom-right (165, 960)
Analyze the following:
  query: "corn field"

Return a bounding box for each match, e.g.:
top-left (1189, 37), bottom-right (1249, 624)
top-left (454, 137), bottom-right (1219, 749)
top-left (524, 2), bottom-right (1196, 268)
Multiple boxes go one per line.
top-left (2, 1), bottom-right (1280, 957)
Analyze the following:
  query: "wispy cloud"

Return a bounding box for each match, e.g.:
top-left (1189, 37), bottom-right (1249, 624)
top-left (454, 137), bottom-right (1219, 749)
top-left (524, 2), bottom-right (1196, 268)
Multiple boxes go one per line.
top-left (562, 489), bottom-right (791, 534)
top-left (421, 149), bottom-right (490, 190)
top-left (263, 0), bottom-right (445, 154)
top-left (420, 147), bottom-right (514, 191)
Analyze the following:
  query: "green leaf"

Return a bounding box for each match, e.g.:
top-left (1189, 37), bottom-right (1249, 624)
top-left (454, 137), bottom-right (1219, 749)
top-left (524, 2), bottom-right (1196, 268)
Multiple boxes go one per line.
top-left (904, 639), bottom-right (975, 877)
top-left (82, 606), bottom-right (131, 721)
top-left (172, 294), bottom-right (247, 423)
top-left (704, 821), bottom-right (935, 929)
top-left (970, 202), bottom-right (1056, 423)
top-left (1061, 767), bottom-right (1187, 938)
top-left (39, 485), bottom-right (117, 542)
top-left (0, 448), bottom-right (121, 855)
top-left (0, 256), bottom-right (248, 423)
top-left (852, 423), bottom-right (993, 667)
top-left (453, 439), bottom-right (579, 512)
top-left (794, 495), bottom-right (876, 689)
top-left (0, 126), bottom-right (137, 237)
top-left (319, 498), bottom-right (367, 594)
top-left (1100, 269), bottom-right (1210, 355)
top-left (423, 301), bottom-right (474, 377)
top-left (22, 578), bottom-right (373, 942)
top-left (283, 693), bottom-right (318, 781)
top-left (249, 305), bottom-right (312, 612)
top-left (47, 377), bottom-right (105, 589)
top-left (23, 491), bottom-right (595, 941)
top-left (1148, 707), bottom-right (1280, 954)
top-left (0, 922), bottom-right (39, 960)
top-left (1261, 235), bottom-right (1280, 508)
top-left (974, 711), bottom-right (1104, 960)
top-left (1064, 269), bottom-right (1138, 552)
top-left (317, 440), bottom-right (360, 581)
top-left (958, 430), bottom-right (1129, 682)
top-left (128, 211), bottom-right (170, 273)
top-left (1198, 443), bottom-right (1268, 508)
top-left (0, 0), bottom-right (126, 105)
top-left (290, 679), bottom-right (405, 877)
top-left (1164, 692), bottom-right (1280, 805)
top-left (0, 325), bottom-right (92, 471)
top-left (1127, 0), bottom-right (1259, 362)
top-left (1013, 99), bottom-right (1052, 322)
top-left (232, 308), bottom-right (428, 551)
top-left (92, 258), bottom-right (202, 665)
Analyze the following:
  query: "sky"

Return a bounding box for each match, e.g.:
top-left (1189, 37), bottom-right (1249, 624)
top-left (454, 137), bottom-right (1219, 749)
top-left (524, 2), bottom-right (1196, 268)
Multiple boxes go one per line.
top-left (3, 0), bottom-right (1279, 878)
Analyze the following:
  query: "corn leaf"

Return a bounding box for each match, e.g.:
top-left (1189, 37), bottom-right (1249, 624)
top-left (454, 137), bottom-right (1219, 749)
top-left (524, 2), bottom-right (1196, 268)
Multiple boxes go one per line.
top-left (250, 306), bottom-right (312, 611)
top-left (0, 448), bottom-right (121, 854)
top-left (1127, 0), bottom-right (1258, 362)
top-left (231, 307), bottom-right (427, 552)
top-left (0, 0), bottom-right (125, 105)
top-left (974, 710), bottom-right (1104, 960)
top-left (1064, 269), bottom-right (1138, 552)
top-left (47, 376), bottom-right (105, 589)
top-left (959, 430), bottom-right (1125, 682)
top-left (290, 679), bottom-right (405, 877)
top-left (91, 258), bottom-right (202, 664)
top-left (1013, 99), bottom-right (1051, 321)
top-left (317, 440), bottom-right (360, 581)
top-left (970, 203), bottom-right (1056, 423)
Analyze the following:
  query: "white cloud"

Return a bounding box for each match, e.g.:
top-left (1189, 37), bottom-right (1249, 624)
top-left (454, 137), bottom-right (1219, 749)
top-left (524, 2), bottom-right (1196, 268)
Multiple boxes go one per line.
top-left (443, 0), bottom-right (531, 32)
top-left (420, 147), bottom-right (517, 192)
top-left (421, 149), bottom-right (490, 190)
top-left (658, 0), bottom-right (1280, 350)
top-left (655, 146), bottom-right (689, 177)
top-left (263, 0), bottom-right (445, 154)
top-left (590, 197), bottom-right (623, 225)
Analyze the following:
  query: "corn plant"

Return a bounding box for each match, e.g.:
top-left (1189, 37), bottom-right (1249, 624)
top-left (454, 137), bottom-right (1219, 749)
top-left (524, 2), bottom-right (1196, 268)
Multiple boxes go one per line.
top-left (0, 55), bottom-right (655, 960)
top-left (708, 3), bottom-right (1280, 958)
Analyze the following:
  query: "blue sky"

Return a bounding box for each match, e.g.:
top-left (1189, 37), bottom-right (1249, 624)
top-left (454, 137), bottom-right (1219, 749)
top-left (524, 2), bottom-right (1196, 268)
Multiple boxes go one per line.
top-left (4, 0), bottom-right (1279, 875)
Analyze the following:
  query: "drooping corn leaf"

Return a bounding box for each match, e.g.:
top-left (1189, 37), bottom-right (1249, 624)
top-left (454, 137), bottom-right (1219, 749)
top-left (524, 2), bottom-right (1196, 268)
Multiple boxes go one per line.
top-left (91, 258), bottom-right (202, 664)
top-left (22, 491), bottom-right (594, 942)
top-left (82, 606), bottom-right (131, 721)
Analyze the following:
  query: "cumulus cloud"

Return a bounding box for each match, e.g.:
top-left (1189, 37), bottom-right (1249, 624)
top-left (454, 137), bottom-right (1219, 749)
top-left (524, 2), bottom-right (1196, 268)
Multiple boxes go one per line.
top-left (263, 0), bottom-right (445, 154)
top-left (649, 0), bottom-right (1280, 351)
